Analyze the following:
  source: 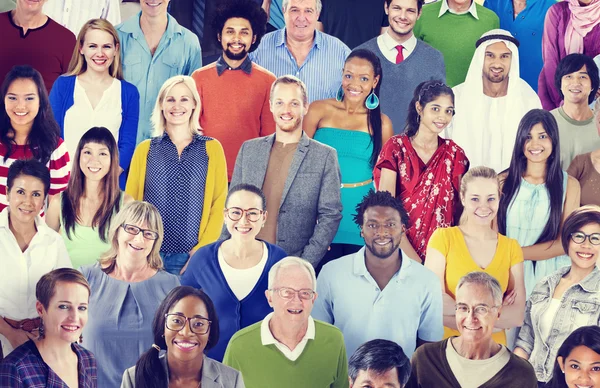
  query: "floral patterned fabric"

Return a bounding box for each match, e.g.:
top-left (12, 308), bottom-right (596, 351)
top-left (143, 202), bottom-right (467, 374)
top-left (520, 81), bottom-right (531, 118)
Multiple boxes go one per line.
top-left (373, 134), bottom-right (469, 260)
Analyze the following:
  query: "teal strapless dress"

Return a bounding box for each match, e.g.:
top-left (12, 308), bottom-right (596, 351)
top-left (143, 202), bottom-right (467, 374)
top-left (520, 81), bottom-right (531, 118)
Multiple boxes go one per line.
top-left (314, 127), bottom-right (373, 245)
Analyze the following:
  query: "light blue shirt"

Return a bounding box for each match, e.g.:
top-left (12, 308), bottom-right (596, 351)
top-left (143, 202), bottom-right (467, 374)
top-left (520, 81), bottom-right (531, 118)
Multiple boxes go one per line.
top-left (268, 0), bottom-right (285, 29)
top-left (249, 29), bottom-right (350, 103)
top-left (116, 12), bottom-right (202, 144)
top-left (312, 247), bottom-right (443, 359)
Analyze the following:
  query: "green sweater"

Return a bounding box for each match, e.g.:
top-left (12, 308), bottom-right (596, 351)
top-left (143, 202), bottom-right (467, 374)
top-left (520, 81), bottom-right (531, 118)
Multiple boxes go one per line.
top-left (223, 320), bottom-right (349, 388)
top-left (414, 2), bottom-right (499, 87)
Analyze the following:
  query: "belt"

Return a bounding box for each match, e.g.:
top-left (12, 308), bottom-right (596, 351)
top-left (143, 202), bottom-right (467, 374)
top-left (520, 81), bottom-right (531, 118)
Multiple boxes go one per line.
top-left (4, 317), bottom-right (41, 333)
top-left (341, 178), bottom-right (373, 188)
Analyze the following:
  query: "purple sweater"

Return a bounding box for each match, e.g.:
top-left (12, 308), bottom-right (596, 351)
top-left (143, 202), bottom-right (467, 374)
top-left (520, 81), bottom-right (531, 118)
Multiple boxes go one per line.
top-left (539, 2), bottom-right (600, 110)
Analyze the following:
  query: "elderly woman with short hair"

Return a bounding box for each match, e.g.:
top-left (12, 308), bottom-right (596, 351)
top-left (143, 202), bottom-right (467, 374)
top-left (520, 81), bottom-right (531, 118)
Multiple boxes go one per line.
top-left (515, 205), bottom-right (600, 386)
top-left (80, 201), bottom-right (179, 387)
top-left (407, 272), bottom-right (538, 388)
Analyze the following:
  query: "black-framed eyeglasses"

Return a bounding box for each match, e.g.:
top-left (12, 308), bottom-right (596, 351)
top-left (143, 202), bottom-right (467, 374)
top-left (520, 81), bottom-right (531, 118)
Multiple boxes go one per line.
top-left (122, 224), bottom-right (159, 240)
top-left (225, 207), bottom-right (263, 222)
top-left (164, 313), bottom-right (211, 334)
top-left (570, 232), bottom-right (600, 246)
top-left (270, 287), bottom-right (316, 300)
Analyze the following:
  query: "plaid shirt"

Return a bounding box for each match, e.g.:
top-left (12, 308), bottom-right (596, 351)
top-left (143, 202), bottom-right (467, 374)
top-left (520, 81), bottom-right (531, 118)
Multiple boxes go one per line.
top-left (0, 340), bottom-right (97, 387)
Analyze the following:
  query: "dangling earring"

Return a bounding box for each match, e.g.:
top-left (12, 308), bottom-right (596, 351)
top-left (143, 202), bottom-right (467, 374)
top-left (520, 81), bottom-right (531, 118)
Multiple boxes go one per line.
top-left (336, 85), bottom-right (344, 102)
top-left (79, 334), bottom-right (83, 344)
top-left (365, 89), bottom-right (379, 110)
top-left (38, 319), bottom-right (45, 339)
top-left (416, 113), bottom-right (421, 123)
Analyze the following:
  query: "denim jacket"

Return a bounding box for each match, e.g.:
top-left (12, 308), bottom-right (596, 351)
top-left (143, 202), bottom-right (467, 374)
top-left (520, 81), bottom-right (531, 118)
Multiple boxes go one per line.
top-left (515, 266), bottom-right (600, 382)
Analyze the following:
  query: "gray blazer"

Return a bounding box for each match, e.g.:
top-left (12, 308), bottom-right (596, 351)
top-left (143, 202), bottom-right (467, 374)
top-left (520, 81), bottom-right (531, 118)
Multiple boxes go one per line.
top-left (120, 353), bottom-right (245, 388)
top-left (223, 132), bottom-right (342, 267)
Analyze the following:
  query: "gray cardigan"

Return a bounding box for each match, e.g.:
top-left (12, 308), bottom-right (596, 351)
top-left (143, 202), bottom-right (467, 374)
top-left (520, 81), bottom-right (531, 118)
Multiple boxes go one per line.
top-left (222, 132), bottom-right (342, 267)
top-left (120, 353), bottom-right (245, 388)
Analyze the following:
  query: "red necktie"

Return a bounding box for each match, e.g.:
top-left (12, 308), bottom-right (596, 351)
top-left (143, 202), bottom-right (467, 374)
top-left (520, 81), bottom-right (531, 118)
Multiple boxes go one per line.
top-left (396, 45), bottom-right (404, 64)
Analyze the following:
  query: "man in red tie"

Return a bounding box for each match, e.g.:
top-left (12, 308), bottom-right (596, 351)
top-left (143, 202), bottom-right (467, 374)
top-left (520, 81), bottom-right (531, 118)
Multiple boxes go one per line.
top-left (357, 0), bottom-right (446, 134)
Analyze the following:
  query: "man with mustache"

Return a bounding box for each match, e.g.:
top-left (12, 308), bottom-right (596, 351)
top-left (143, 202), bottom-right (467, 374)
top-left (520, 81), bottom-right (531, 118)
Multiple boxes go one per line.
top-left (192, 0), bottom-right (276, 182)
top-left (448, 29), bottom-right (541, 173)
top-left (312, 190), bottom-right (443, 360)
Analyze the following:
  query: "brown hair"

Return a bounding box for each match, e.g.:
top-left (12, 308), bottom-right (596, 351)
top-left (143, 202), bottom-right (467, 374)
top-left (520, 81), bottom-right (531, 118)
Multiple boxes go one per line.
top-left (67, 18), bottom-right (123, 79)
top-left (561, 205), bottom-right (600, 253)
top-left (36, 268), bottom-right (91, 310)
top-left (99, 201), bottom-right (165, 273)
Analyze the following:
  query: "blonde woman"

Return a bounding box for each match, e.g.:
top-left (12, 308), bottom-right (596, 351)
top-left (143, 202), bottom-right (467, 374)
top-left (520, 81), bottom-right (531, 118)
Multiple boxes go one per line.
top-left (49, 18), bottom-right (139, 188)
top-left (425, 166), bottom-right (527, 347)
top-left (80, 201), bottom-right (179, 387)
top-left (126, 76), bottom-right (228, 275)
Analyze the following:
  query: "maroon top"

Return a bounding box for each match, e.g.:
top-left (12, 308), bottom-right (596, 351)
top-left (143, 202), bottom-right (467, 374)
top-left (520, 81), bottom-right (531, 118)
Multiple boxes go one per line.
top-left (0, 12), bottom-right (75, 93)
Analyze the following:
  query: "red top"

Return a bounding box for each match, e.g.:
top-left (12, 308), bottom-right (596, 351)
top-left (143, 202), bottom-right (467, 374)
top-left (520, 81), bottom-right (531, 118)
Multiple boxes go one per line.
top-left (0, 12), bottom-right (75, 93)
top-left (374, 134), bottom-right (469, 261)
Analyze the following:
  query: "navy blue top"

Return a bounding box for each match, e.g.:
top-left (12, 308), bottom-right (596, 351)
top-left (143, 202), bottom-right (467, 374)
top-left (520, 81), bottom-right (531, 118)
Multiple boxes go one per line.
top-left (485, 0), bottom-right (556, 92)
top-left (181, 239), bottom-right (288, 361)
top-left (0, 340), bottom-right (97, 387)
top-left (144, 133), bottom-right (210, 253)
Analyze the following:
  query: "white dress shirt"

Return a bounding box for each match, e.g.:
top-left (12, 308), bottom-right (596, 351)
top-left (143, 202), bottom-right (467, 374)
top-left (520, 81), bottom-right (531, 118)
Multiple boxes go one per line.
top-left (439, 0), bottom-right (479, 19)
top-left (376, 32), bottom-right (418, 64)
top-left (0, 208), bottom-right (72, 356)
top-left (64, 77), bottom-right (122, 160)
top-left (260, 312), bottom-right (315, 361)
top-left (44, 0), bottom-right (121, 35)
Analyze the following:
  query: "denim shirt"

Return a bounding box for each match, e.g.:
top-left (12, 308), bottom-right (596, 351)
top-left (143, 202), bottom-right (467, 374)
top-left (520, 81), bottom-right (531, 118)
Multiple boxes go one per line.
top-left (515, 266), bottom-right (600, 382)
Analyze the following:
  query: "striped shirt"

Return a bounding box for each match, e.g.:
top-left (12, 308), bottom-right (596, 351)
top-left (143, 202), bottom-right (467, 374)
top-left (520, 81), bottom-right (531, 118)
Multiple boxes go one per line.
top-left (0, 138), bottom-right (71, 213)
top-left (0, 340), bottom-right (96, 387)
top-left (44, 0), bottom-right (121, 36)
top-left (249, 29), bottom-right (350, 103)
top-left (144, 133), bottom-right (209, 253)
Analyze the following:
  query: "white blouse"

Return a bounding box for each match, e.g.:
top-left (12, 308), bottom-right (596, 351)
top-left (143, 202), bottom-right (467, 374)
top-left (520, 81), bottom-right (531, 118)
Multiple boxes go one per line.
top-left (218, 242), bottom-right (268, 300)
top-left (64, 77), bottom-right (122, 159)
top-left (0, 208), bottom-right (72, 356)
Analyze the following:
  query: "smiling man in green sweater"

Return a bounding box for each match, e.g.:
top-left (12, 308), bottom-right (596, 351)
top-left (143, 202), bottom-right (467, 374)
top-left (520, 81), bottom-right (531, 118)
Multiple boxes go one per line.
top-left (414, 0), bottom-right (499, 87)
top-left (223, 257), bottom-right (349, 388)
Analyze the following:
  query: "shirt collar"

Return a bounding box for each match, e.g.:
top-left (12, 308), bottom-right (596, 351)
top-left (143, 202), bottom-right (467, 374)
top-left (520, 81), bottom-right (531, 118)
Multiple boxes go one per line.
top-left (439, 0), bottom-right (478, 19)
top-left (352, 246), bottom-right (411, 280)
top-left (277, 28), bottom-right (322, 49)
top-left (381, 31), bottom-right (417, 53)
top-left (215, 55), bottom-right (253, 76)
top-left (542, 265), bottom-right (600, 293)
top-left (260, 312), bottom-right (316, 346)
top-left (119, 11), bottom-right (183, 40)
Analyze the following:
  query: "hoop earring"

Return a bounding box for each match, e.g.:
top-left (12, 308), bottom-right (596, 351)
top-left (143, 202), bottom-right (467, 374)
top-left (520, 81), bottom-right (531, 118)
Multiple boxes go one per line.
top-left (79, 334), bottom-right (83, 344)
top-left (336, 85), bottom-right (344, 102)
top-left (365, 89), bottom-right (379, 110)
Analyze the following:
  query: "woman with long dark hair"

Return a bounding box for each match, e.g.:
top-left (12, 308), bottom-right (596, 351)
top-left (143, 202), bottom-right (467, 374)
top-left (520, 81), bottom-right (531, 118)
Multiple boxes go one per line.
top-left (121, 286), bottom-right (244, 387)
top-left (498, 109), bottom-right (581, 297)
top-left (45, 127), bottom-right (133, 268)
top-left (546, 326), bottom-right (600, 388)
top-left (303, 48), bottom-right (393, 266)
top-left (0, 65), bottom-right (70, 212)
top-left (374, 80), bottom-right (469, 262)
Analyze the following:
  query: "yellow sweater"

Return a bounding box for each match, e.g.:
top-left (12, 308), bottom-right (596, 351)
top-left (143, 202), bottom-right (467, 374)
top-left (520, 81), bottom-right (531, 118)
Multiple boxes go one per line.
top-left (125, 138), bottom-right (228, 252)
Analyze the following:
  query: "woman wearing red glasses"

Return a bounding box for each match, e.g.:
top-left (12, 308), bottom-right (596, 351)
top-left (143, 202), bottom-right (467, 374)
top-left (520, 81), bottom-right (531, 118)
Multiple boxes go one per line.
top-left (181, 184), bottom-right (287, 362)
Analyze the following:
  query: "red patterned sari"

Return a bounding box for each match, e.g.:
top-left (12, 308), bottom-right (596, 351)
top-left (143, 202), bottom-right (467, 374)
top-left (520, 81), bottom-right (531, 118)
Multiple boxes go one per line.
top-left (373, 135), bottom-right (469, 261)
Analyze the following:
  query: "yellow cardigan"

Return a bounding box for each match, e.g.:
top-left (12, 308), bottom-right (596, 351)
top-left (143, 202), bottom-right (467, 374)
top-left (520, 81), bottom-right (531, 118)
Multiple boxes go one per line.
top-left (125, 138), bottom-right (228, 252)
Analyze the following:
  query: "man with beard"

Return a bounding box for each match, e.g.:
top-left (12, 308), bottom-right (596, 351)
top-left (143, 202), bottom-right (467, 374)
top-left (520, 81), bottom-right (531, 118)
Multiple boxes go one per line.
top-left (192, 0), bottom-right (275, 181)
top-left (357, 0), bottom-right (446, 133)
top-left (225, 75), bottom-right (342, 268)
top-left (312, 190), bottom-right (443, 359)
top-left (448, 29), bottom-right (541, 173)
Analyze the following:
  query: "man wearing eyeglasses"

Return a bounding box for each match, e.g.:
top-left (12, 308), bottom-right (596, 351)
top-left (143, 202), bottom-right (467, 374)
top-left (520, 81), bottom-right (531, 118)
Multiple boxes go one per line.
top-left (312, 190), bottom-right (442, 360)
top-left (226, 74), bottom-right (342, 268)
top-left (407, 271), bottom-right (537, 387)
top-left (223, 256), bottom-right (349, 388)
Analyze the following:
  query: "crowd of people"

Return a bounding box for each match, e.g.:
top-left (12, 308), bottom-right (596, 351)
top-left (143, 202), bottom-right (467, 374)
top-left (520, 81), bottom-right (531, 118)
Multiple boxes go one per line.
top-left (1, 0), bottom-right (600, 387)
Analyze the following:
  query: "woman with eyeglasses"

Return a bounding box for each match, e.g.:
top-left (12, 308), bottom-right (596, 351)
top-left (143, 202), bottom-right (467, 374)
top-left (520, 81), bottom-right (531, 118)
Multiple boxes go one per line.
top-left (515, 205), bottom-right (600, 386)
top-left (121, 286), bottom-right (244, 387)
top-left (126, 75), bottom-right (227, 275)
top-left (181, 184), bottom-right (287, 362)
top-left (80, 200), bottom-right (179, 387)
